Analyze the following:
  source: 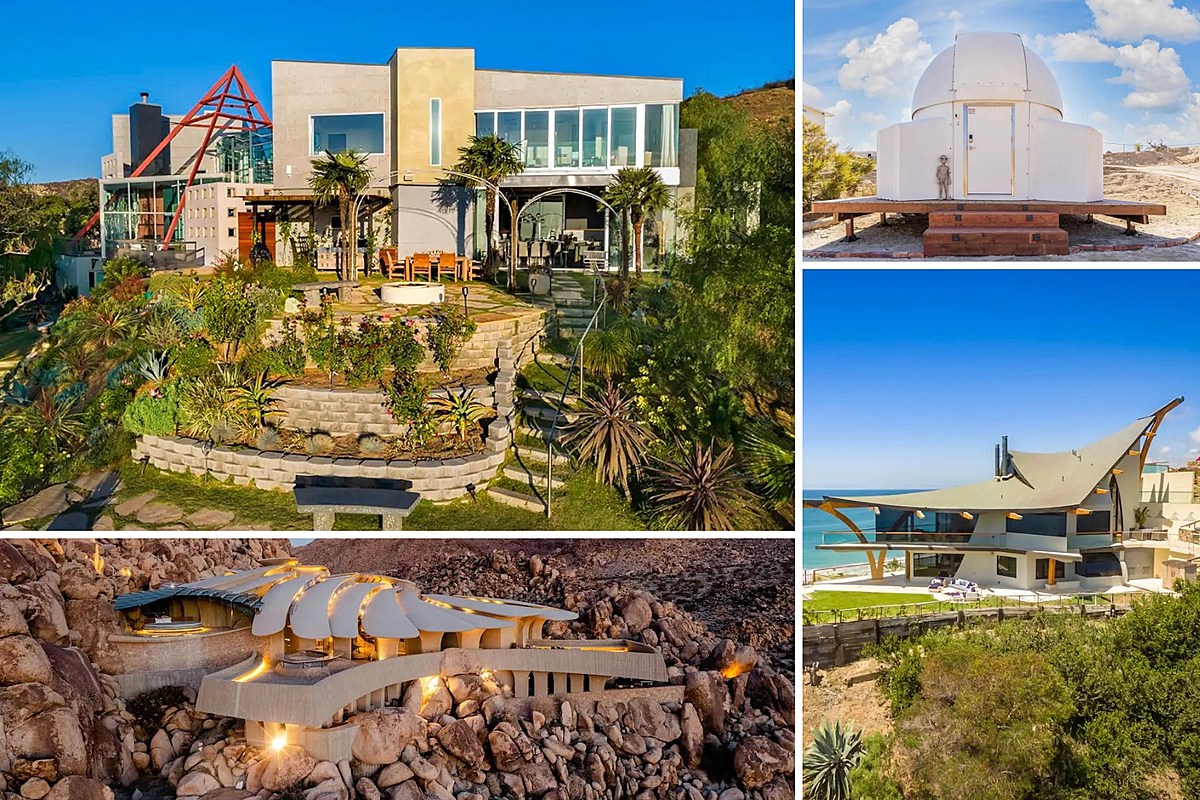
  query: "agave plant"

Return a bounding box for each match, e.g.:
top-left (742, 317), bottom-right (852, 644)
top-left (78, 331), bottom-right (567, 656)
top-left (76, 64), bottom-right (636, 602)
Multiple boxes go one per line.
top-left (644, 440), bottom-right (764, 531)
top-left (430, 386), bottom-right (489, 443)
top-left (7, 383), bottom-right (87, 452)
top-left (229, 369), bottom-right (287, 433)
top-left (133, 351), bottom-right (171, 386)
top-left (802, 720), bottom-right (863, 800)
top-left (562, 381), bottom-right (652, 496)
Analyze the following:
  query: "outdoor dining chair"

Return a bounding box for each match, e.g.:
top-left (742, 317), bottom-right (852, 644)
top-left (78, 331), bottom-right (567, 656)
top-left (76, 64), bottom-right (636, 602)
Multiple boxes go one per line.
top-left (437, 252), bottom-right (457, 281)
top-left (379, 247), bottom-right (399, 278)
top-left (411, 252), bottom-right (436, 282)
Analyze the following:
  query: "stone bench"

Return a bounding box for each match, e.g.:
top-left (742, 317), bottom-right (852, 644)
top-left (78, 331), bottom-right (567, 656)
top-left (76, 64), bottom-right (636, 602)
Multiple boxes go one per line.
top-left (293, 280), bottom-right (359, 307)
top-left (294, 485), bottom-right (420, 531)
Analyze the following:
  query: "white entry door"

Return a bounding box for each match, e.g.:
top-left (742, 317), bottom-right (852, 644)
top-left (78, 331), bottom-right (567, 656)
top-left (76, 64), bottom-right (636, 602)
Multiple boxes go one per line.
top-left (964, 104), bottom-right (1015, 195)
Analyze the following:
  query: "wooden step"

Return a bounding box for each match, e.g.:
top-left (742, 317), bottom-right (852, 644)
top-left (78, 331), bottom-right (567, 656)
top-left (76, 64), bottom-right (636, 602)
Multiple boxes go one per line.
top-left (928, 211), bottom-right (1059, 228)
top-left (923, 226), bottom-right (1069, 257)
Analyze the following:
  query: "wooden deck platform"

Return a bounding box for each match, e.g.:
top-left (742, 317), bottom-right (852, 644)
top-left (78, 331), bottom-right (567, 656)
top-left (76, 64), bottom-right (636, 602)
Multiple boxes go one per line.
top-left (812, 197), bottom-right (1167, 224)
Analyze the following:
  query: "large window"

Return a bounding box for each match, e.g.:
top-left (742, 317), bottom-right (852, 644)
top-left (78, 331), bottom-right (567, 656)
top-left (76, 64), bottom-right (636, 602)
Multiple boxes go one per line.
top-left (996, 555), bottom-right (1018, 578)
top-left (476, 112), bottom-right (495, 138)
top-left (497, 112), bottom-right (522, 147)
top-left (311, 113), bottom-right (384, 155)
top-left (912, 553), bottom-right (965, 578)
top-left (609, 107), bottom-right (637, 167)
top-left (524, 110), bottom-right (549, 168)
top-left (582, 108), bottom-right (608, 167)
top-left (644, 103), bottom-right (679, 167)
top-left (1074, 551), bottom-right (1122, 578)
top-left (429, 99), bottom-right (442, 166)
top-left (1006, 512), bottom-right (1067, 536)
top-left (1076, 510), bottom-right (1112, 534)
top-left (1035, 558), bottom-right (1065, 580)
top-left (554, 109), bottom-right (580, 167)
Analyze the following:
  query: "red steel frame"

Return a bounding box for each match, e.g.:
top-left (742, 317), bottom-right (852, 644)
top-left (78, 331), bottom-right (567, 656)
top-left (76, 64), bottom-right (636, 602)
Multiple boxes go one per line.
top-left (73, 65), bottom-right (273, 249)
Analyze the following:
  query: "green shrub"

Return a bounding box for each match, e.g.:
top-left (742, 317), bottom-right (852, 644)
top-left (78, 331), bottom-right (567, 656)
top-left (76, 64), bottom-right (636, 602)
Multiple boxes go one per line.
top-left (848, 734), bottom-right (903, 800)
top-left (303, 431), bottom-right (334, 454)
top-left (301, 300), bottom-right (342, 386)
top-left (255, 425), bottom-right (281, 451)
top-left (121, 384), bottom-right (181, 437)
top-left (341, 316), bottom-right (391, 385)
top-left (0, 428), bottom-right (53, 506)
top-left (425, 305), bottom-right (476, 374)
top-left (173, 338), bottom-right (218, 376)
top-left (383, 374), bottom-right (433, 445)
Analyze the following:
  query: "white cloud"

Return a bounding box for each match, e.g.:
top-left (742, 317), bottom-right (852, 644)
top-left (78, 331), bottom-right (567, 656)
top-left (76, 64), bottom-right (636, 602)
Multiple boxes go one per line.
top-left (1190, 448), bottom-right (1198, 454)
top-left (1088, 0), bottom-right (1200, 43)
top-left (803, 82), bottom-right (824, 106)
top-left (1110, 40), bottom-right (1192, 110)
top-left (948, 10), bottom-right (965, 35)
top-left (1037, 31), bottom-right (1117, 62)
top-left (1188, 425), bottom-right (1200, 444)
top-left (860, 110), bottom-right (887, 124)
top-left (1090, 111), bottom-right (1111, 124)
top-left (1160, 445), bottom-right (1173, 454)
top-left (838, 18), bottom-right (934, 98)
top-left (824, 99), bottom-right (856, 143)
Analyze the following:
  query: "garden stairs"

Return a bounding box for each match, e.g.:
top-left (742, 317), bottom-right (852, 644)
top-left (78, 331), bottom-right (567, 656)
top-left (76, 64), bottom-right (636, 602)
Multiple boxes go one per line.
top-left (923, 210), bottom-right (1069, 256)
top-left (529, 277), bottom-right (602, 337)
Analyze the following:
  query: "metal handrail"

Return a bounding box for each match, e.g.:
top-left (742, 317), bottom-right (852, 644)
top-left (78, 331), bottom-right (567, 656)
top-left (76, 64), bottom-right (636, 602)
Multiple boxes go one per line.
top-left (544, 293), bottom-right (608, 517)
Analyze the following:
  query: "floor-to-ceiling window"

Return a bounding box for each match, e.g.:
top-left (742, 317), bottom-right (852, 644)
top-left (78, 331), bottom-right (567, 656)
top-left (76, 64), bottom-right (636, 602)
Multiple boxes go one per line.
top-left (476, 112), bottom-right (495, 138)
top-left (582, 109), bottom-right (608, 167)
top-left (644, 103), bottom-right (679, 167)
top-left (496, 112), bottom-right (522, 148)
top-left (311, 113), bottom-right (385, 155)
top-left (609, 107), bottom-right (637, 167)
top-left (554, 109), bottom-right (580, 167)
top-left (524, 111), bottom-right (549, 168)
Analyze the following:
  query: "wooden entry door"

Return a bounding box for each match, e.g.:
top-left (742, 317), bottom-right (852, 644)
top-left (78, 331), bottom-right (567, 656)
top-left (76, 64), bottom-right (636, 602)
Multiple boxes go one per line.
top-left (238, 212), bottom-right (276, 261)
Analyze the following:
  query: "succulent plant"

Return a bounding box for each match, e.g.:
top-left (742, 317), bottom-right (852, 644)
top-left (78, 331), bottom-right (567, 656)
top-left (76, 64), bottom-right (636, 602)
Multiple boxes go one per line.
top-left (255, 426), bottom-right (281, 452)
top-left (803, 719), bottom-right (863, 800)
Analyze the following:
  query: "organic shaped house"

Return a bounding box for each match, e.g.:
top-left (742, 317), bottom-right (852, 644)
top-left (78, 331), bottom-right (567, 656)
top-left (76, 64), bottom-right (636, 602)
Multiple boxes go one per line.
top-left (876, 31), bottom-right (1103, 202)
top-left (112, 560), bottom-right (668, 761)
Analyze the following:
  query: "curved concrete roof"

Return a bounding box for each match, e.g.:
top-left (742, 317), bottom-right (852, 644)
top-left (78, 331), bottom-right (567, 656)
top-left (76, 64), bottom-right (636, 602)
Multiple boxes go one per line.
top-left (912, 32), bottom-right (1062, 115)
top-left (120, 562), bottom-right (578, 642)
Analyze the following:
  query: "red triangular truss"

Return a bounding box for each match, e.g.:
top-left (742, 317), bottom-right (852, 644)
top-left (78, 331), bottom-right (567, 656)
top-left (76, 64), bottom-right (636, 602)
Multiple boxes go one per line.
top-left (73, 65), bottom-right (273, 248)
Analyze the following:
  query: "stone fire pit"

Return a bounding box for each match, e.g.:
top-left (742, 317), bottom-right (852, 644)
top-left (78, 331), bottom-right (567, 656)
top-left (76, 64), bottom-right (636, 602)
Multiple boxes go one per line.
top-left (380, 282), bottom-right (445, 305)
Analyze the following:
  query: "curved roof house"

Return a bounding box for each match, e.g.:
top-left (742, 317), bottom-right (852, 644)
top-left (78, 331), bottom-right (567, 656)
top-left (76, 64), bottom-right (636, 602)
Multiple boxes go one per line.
top-left (113, 561), bottom-right (669, 761)
top-left (807, 398), bottom-right (1182, 590)
top-left (877, 32), bottom-right (1103, 203)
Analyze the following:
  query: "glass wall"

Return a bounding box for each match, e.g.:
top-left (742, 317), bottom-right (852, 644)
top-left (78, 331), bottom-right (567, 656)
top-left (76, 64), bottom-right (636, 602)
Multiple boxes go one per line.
top-left (476, 112), bottom-right (495, 137)
top-left (582, 109), bottom-right (608, 167)
top-left (996, 555), bottom-right (1017, 578)
top-left (1074, 551), bottom-right (1122, 578)
top-left (644, 103), bottom-right (679, 167)
top-left (554, 110), bottom-right (580, 167)
top-left (1076, 510), bottom-right (1112, 534)
top-left (609, 107), bottom-right (637, 167)
top-left (912, 554), bottom-right (965, 578)
top-left (311, 113), bottom-right (384, 155)
top-left (1035, 558), bottom-right (1065, 580)
top-left (1006, 513), bottom-right (1067, 536)
top-left (497, 112), bottom-right (522, 147)
top-left (524, 111), bottom-right (549, 168)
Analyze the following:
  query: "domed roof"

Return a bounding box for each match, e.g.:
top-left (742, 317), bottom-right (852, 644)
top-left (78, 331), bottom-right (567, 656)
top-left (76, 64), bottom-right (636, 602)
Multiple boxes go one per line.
top-left (911, 32), bottom-right (1062, 115)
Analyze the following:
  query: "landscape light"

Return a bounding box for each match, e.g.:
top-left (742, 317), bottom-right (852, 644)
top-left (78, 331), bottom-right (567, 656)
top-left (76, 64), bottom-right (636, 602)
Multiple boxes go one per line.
top-left (461, 285), bottom-right (469, 317)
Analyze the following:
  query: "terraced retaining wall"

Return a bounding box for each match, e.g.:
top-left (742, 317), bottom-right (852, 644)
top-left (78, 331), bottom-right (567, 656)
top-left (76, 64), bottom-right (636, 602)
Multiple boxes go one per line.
top-left (275, 383), bottom-right (494, 436)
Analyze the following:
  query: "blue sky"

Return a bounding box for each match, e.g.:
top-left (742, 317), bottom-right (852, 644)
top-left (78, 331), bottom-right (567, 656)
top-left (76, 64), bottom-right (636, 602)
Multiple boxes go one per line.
top-left (804, 0), bottom-right (1200, 151)
top-left (804, 269), bottom-right (1200, 489)
top-left (0, 1), bottom-right (795, 182)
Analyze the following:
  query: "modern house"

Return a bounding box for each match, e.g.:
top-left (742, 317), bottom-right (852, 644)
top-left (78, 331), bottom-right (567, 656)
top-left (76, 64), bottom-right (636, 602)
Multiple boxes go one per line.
top-left (69, 48), bottom-right (695, 290)
top-left (806, 398), bottom-right (1183, 591)
top-left (802, 104), bottom-right (828, 130)
top-left (110, 559), bottom-right (668, 761)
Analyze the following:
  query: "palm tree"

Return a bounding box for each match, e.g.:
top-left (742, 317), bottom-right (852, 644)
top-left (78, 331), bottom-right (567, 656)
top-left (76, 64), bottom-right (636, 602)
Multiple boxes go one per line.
top-left (309, 150), bottom-right (374, 281)
top-left (740, 423), bottom-right (796, 521)
top-left (562, 381), bottom-right (652, 497)
top-left (452, 135), bottom-right (524, 288)
top-left (644, 440), bottom-right (764, 531)
top-left (803, 720), bottom-right (863, 800)
top-left (604, 167), bottom-right (670, 279)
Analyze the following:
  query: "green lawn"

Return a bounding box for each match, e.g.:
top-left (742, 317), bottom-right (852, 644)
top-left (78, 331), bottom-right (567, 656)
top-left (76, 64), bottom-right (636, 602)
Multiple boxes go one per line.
top-left (804, 590), bottom-right (935, 612)
top-left (103, 458), bottom-right (645, 531)
top-left (0, 328), bottom-right (40, 371)
top-left (518, 360), bottom-right (571, 394)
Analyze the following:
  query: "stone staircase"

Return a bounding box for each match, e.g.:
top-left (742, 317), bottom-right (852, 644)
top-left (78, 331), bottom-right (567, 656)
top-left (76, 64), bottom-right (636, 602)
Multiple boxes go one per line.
top-left (923, 210), bottom-right (1069, 256)
top-left (529, 276), bottom-right (602, 338)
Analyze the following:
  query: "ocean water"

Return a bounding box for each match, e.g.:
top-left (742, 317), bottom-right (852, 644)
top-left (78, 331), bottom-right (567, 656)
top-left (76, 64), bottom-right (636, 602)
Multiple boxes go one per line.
top-left (801, 489), bottom-right (923, 571)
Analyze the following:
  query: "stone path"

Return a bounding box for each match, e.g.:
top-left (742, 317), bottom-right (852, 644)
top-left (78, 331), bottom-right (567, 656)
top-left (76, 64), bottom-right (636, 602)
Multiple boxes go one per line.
top-left (183, 508), bottom-right (236, 529)
top-left (135, 502), bottom-right (185, 525)
top-left (2, 484), bottom-right (78, 526)
top-left (113, 492), bottom-right (157, 517)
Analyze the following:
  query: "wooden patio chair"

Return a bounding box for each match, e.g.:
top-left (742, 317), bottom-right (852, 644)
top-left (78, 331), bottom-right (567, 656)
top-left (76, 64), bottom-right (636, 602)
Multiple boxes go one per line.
top-left (379, 247), bottom-right (399, 278)
top-left (437, 252), bottom-right (457, 281)
top-left (411, 252), bottom-right (435, 282)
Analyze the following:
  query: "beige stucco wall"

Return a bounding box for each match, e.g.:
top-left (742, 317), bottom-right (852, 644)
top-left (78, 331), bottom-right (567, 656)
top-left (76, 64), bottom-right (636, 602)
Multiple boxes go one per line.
top-left (475, 70), bottom-right (682, 109)
top-left (388, 49), bottom-right (475, 179)
top-left (272, 60), bottom-right (392, 191)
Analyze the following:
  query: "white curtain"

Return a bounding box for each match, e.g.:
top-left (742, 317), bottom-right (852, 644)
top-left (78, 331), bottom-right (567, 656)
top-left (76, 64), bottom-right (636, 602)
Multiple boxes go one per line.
top-left (661, 104), bottom-right (678, 168)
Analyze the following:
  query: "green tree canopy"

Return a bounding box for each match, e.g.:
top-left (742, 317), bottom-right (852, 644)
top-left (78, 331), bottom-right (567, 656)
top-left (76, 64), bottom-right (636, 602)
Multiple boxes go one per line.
top-left (451, 134), bottom-right (524, 286)
top-left (801, 119), bottom-right (873, 213)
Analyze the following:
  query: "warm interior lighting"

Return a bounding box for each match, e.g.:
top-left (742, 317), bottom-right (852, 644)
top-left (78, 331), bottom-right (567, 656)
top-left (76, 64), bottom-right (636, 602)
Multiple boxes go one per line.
top-left (721, 661), bottom-right (751, 679)
top-left (92, 546), bottom-right (104, 575)
top-left (960, 512), bottom-right (974, 520)
top-left (914, 510), bottom-right (926, 519)
top-left (233, 659), bottom-right (270, 683)
top-left (1007, 513), bottom-right (1023, 520)
top-left (270, 733), bottom-right (287, 752)
top-left (1112, 468), bottom-right (1123, 475)
top-left (1094, 487), bottom-right (1109, 494)
top-left (1074, 508), bottom-right (1094, 515)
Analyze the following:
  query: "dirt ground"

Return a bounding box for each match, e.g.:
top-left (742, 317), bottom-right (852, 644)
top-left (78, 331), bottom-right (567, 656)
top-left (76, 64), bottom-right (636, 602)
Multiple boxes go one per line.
top-left (803, 147), bottom-right (1200, 261)
top-left (801, 658), bottom-right (892, 748)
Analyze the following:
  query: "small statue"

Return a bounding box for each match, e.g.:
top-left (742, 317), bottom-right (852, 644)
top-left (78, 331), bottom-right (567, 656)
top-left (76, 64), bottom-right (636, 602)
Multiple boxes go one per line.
top-left (936, 154), bottom-right (951, 200)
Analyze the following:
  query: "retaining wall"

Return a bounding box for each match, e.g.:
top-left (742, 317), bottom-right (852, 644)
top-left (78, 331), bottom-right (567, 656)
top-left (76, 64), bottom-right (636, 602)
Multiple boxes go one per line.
top-left (275, 383), bottom-right (494, 436)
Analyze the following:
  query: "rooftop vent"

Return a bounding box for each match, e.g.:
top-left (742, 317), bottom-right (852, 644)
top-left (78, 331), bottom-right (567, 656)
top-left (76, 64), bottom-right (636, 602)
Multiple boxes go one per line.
top-left (139, 92), bottom-right (150, 104)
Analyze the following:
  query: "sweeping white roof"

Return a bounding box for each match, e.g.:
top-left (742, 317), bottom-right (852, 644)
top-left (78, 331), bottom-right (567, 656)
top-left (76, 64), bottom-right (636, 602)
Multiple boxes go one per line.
top-left (911, 32), bottom-right (1063, 116)
top-left (118, 562), bottom-right (577, 639)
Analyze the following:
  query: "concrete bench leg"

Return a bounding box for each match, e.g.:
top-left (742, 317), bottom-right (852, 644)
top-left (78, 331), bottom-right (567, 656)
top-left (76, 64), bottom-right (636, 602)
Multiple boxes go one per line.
top-left (312, 510), bottom-right (335, 531)
top-left (381, 512), bottom-right (404, 531)
top-left (304, 289), bottom-right (319, 307)
top-left (338, 286), bottom-right (351, 302)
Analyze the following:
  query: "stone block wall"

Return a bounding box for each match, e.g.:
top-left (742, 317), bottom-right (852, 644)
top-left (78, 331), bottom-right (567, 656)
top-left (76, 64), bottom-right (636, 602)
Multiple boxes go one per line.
top-left (275, 383), bottom-right (495, 436)
top-left (110, 627), bottom-right (258, 676)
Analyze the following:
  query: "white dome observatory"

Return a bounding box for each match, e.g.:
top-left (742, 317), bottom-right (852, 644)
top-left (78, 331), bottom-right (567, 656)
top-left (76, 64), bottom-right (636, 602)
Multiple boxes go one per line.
top-left (875, 32), bottom-right (1103, 202)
